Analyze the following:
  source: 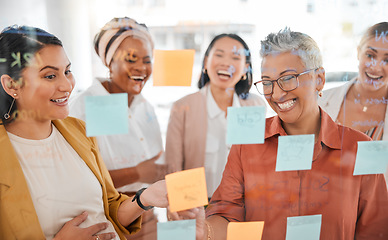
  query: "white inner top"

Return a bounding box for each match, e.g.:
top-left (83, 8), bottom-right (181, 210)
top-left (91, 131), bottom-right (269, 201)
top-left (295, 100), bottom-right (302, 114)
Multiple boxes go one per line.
top-left (205, 86), bottom-right (241, 197)
top-left (8, 126), bottom-right (119, 240)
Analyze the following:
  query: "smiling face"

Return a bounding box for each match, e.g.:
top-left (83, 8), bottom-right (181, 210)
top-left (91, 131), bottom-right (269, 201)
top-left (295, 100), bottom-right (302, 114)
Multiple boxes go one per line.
top-left (16, 45), bottom-right (74, 122)
top-left (357, 37), bottom-right (388, 92)
top-left (261, 51), bottom-right (324, 130)
top-left (109, 37), bottom-right (152, 96)
top-left (205, 36), bottom-right (248, 92)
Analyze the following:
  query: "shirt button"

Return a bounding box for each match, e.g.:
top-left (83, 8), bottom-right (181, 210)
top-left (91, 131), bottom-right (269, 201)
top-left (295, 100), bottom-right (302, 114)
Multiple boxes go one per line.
top-left (140, 138), bottom-right (144, 141)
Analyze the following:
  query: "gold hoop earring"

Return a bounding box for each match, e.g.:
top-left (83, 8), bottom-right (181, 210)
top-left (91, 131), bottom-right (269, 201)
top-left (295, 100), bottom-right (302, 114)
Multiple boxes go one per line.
top-left (318, 90), bottom-right (323, 97)
top-left (241, 74), bottom-right (247, 80)
top-left (202, 69), bottom-right (207, 74)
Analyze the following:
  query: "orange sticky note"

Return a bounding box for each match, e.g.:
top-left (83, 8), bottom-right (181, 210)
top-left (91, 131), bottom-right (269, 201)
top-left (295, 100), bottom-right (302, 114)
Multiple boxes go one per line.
top-left (165, 167), bottom-right (208, 212)
top-left (153, 49), bottom-right (195, 86)
top-left (227, 221), bottom-right (264, 240)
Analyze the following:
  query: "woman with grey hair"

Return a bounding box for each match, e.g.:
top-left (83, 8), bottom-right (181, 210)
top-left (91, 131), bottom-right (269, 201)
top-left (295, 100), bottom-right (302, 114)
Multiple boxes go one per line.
top-left (189, 28), bottom-right (388, 240)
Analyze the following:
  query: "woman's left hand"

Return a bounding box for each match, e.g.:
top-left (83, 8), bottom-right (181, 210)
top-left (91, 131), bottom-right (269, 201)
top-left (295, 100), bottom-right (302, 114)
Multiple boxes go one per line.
top-left (168, 207), bottom-right (206, 240)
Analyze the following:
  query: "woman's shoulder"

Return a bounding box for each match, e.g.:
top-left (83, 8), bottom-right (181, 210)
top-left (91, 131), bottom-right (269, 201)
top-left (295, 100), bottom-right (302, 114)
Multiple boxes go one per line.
top-left (320, 78), bottom-right (356, 103)
top-left (173, 91), bottom-right (204, 106)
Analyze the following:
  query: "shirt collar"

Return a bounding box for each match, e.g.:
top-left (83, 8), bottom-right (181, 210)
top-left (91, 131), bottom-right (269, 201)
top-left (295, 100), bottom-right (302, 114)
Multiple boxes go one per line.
top-left (265, 107), bottom-right (342, 150)
top-left (206, 85), bottom-right (241, 119)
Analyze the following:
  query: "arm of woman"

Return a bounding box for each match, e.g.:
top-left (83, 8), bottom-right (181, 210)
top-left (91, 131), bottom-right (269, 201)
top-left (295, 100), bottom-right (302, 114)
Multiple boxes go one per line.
top-left (108, 151), bottom-right (165, 187)
top-left (117, 180), bottom-right (169, 226)
top-left (108, 167), bottom-right (139, 188)
top-left (206, 215), bottom-right (229, 240)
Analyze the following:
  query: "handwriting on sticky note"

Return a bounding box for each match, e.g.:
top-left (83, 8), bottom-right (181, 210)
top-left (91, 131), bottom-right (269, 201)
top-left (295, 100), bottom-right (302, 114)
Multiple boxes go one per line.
top-left (276, 134), bottom-right (314, 171)
top-left (85, 93), bottom-right (128, 136)
top-left (227, 221), bottom-right (264, 240)
top-left (353, 141), bottom-right (388, 175)
top-left (153, 49), bottom-right (195, 86)
top-left (226, 106), bottom-right (265, 144)
top-left (286, 214), bottom-right (322, 240)
top-left (157, 219), bottom-right (195, 240)
top-left (165, 167), bottom-right (208, 212)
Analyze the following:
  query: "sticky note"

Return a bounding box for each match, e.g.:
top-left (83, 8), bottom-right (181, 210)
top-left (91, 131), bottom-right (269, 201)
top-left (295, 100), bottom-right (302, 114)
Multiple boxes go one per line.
top-left (286, 214), bottom-right (322, 240)
top-left (157, 219), bottom-right (195, 240)
top-left (227, 221), bottom-right (264, 240)
top-left (165, 167), bottom-right (208, 212)
top-left (276, 134), bottom-right (314, 171)
top-left (353, 141), bottom-right (388, 175)
top-left (153, 49), bottom-right (195, 86)
top-left (85, 93), bottom-right (128, 136)
top-left (226, 106), bottom-right (266, 144)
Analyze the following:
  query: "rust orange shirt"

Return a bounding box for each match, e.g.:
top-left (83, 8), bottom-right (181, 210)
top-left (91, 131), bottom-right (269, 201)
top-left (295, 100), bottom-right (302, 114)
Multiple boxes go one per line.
top-left (206, 109), bottom-right (388, 240)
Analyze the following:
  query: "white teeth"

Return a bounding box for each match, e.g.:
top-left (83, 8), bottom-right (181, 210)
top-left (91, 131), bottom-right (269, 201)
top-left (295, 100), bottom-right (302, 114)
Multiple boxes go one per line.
top-left (217, 70), bottom-right (231, 77)
top-left (366, 72), bottom-right (382, 79)
top-left (50, 97), bottom-right (67, 103)
top-left (277, 99), bottom-right (296, 110)
top-left (130, 75), bottom-right (145, 81)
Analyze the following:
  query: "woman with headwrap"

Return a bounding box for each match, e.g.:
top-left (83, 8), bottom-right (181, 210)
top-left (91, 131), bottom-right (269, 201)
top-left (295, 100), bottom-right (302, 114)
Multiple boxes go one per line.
top-left (70, 17), bottom-right (166, 240)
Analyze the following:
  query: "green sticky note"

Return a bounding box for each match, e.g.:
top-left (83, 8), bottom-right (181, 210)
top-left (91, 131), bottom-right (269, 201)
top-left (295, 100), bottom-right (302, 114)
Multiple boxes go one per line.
top-left (157, 219), bottom-right (195, 240)
top-left (85, 93), bottom-right (128, 136)
top-left (226, 106), bottom-right (265, 144)
top-left (286, 214), bottom-right (322, 240)
top-left (353, 141), bottom-right (388, 175)
top-left (276, 134), bottom-right (314, 171)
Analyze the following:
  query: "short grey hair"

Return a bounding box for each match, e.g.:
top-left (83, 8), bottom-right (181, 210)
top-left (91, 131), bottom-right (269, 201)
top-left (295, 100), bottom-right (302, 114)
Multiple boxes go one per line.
top-left (260, 28), bottom-right (322, 70)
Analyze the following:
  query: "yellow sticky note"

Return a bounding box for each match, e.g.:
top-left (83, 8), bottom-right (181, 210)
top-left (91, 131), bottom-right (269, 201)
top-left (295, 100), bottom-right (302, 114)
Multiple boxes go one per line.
top-left (165, 167), bottom-right (208, 212)
top-left (227, 221), bottom-right (264, 240)
top-left (153, 49), bottom-right (195, 86)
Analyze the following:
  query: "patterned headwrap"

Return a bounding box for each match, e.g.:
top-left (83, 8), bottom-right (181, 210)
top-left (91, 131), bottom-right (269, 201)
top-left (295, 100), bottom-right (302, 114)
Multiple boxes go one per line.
top-left (94, 17), bottom-right (154, 67)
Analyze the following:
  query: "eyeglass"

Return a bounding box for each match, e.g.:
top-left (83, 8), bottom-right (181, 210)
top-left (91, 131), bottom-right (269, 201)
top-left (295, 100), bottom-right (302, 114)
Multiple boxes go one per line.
top-left (254, 68), bottom-right (318, 95)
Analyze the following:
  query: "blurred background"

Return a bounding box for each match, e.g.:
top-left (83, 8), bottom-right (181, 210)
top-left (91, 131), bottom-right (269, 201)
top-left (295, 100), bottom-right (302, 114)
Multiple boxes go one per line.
top-left (1, 0), bottom-right (387, 141)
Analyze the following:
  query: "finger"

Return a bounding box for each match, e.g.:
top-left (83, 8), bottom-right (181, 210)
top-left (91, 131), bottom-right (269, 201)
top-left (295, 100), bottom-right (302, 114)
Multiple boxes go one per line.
top-left (168, 211), bottom-right (182, 221)
top-left (86, 222), bottom-right (109, 235)
top-left (69, 211), bottom-right (88, 226)
top-left (94, 232), bottom-right (116, 240)
top-left (177, 209), bottom-right (198, 219)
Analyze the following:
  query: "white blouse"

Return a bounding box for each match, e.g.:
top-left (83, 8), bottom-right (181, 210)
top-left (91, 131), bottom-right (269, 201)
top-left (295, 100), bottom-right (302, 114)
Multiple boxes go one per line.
top-left (69, 79), bottom-right (164, 192)
top-left (205, 86), bottom-right (241, 197)
top-left (8, 126), bottom-right (119, 240)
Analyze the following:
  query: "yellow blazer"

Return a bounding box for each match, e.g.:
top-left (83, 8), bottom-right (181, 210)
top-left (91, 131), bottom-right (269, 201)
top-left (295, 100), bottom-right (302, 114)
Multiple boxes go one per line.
top-left (0, 117), bottom-right (141, 240)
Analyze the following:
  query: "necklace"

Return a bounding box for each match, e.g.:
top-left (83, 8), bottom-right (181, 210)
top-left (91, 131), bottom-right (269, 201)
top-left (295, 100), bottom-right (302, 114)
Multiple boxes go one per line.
top-left (350, 83), bottom-right (388, 112)
top-left (350, 83), bottom-right (374, 112)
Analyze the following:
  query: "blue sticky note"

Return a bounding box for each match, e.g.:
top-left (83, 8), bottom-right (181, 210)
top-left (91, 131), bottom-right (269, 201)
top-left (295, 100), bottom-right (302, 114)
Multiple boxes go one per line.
top-left (353, 141), bottom-right (388, 175)
top-left (276, 134), bottom-right (314, 171)
top-left (157, 219), bottom-right (196, 240)
top-left (85, 93), bottom-right (128, 136)
top-left (286, 214), bottom-right (322, 240)
top-left (226, 106), bottom-right (265, 144)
